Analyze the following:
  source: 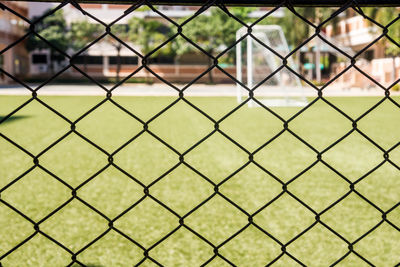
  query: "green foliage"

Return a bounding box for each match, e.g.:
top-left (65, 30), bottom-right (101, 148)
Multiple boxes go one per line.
top-left (279, 8), bottom-right (311, 49)
top-left (26, 9), bottom-right (70, 74)
top-left (174, 7), bottom-right (254, 64)
top-left (364, 7), bottom-right (400, 56)
top-left (110, 24), bottom-right (130, 41)
top-left (70, 21), bottom-right (103, 52)
top-left (277, 7), bottom-right (336, 50)
top-left (127, 17), bottom-right (175, 56)
top-left (26, 10), bottom-right (69, 56)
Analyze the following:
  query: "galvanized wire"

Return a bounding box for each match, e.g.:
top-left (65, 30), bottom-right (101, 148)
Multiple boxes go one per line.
top-left (0, 0), bottom-right (399, 266)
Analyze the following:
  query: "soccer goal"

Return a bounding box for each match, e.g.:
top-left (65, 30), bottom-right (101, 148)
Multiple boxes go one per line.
top-left (236, 25), bottom-right (308, 107)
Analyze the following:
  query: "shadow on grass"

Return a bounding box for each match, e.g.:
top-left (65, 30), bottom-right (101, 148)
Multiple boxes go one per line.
top-left (0, 115), bottom-right (30, 125)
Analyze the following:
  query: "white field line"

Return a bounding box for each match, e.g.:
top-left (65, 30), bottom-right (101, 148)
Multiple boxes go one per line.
top-left (0, 84), bottom-right (398, 97)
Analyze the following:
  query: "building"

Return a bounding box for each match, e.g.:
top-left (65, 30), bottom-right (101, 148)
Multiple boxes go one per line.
top-left (325, 10), bottom-right (399, 88)
top-left (0, 1), bottom-right (29, 84)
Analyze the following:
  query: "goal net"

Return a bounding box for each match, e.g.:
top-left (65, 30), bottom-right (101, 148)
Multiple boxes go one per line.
top-left (236, 25), bottom-right (308, 107)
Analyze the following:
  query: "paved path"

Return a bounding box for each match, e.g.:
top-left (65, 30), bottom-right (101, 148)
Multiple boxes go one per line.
top-left (0, 83), bottom-right (398, 97)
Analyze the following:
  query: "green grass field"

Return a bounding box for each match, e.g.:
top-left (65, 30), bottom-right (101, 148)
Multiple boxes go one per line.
top-left (0, 95), bottom-right (399, 266)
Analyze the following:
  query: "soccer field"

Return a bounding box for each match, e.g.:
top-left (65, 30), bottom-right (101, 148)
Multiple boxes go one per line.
top-left (1, 95), bottom-right (399, 266)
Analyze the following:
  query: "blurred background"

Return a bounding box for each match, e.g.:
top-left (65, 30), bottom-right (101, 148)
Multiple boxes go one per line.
top-left (0, 3), bottom-right (399, 90)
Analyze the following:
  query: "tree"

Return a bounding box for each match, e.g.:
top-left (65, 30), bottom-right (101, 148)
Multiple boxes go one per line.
top-left (126, 16), bottom-right (175, 82)
top-left (277, 7), bottom-right (337, 82)
top-left (127, 17), bottom-right (174, 56)
top-left (108, 24), bottom-right (131, 83)
top-left (70, 20), bottom-right (103, 72)
top-left (365, 7), bottom-right (400, 83)
top-left (173, 7), bottom-right (254, 83)
top-left (26, 9), bottom-right (69, 74)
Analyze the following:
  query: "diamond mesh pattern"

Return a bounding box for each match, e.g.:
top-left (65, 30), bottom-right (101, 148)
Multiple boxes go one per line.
top-left (0, 0), bottom-right (399, 266)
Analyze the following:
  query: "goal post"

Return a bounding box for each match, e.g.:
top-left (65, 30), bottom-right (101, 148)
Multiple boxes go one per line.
top-left (236, 25), bottom-right (308, 107)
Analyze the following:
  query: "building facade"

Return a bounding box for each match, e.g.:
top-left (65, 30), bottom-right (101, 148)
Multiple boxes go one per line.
top-left (325, 10), bottom-right (399, 88)
top-left (0, 1), bottom-right (29, 84)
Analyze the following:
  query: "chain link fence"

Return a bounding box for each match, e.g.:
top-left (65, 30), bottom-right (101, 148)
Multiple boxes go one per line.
top-left (0, 0), bottom-right (399, 266)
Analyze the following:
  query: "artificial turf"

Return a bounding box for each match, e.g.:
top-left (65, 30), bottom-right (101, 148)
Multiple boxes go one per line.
top-left (0, 95), bottom-right (399, 266)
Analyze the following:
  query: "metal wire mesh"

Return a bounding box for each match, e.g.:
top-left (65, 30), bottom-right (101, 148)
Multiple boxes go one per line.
top-left (0, 0), bottom-right (399, 266)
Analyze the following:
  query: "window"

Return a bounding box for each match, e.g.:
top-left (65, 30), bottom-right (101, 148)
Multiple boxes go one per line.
top-left (72, 55), bottom-right (103, 65)
top-left (32, 54), bottom-right (47, 64)
top-left (109, 56), bottom-right (138, 65)
top-left (51, 54), bottom-right (65, 62)
top-left (148, 55), bottom-right (175, 65)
